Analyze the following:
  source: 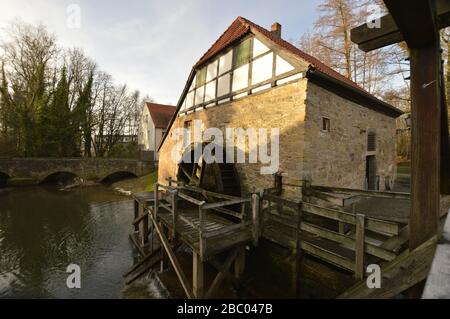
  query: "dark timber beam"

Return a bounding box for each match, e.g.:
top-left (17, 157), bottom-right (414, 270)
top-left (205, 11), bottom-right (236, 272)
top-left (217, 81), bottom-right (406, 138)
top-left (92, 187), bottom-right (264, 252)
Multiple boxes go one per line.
top-left (381, 0), bottom-right (443, 250)
top-left (351, 0), bottom-right (450, 52)
top-left (384, 0), bottom-right (439, 48)
top-left (409, 41), bottom-right (441, 249)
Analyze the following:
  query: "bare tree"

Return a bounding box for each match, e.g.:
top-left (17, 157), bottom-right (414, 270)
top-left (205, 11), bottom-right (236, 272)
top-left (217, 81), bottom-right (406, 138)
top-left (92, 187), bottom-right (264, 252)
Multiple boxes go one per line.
top-left (298, 0), bottom-right (409, 97)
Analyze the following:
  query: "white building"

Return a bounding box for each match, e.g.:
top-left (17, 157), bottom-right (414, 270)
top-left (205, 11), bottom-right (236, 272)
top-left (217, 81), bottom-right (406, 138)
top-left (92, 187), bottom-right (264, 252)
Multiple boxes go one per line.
top-left (138, 102), bottom-right (176, 160)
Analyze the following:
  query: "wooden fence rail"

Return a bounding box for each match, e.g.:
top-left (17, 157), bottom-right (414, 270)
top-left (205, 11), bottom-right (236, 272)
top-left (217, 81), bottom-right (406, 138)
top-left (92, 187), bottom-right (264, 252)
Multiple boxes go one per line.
top-left (261, 188), bottom-right (406, 279)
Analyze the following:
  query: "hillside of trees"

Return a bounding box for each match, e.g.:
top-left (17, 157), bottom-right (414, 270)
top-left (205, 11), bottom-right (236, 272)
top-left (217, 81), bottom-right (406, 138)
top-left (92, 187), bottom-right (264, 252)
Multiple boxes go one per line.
top-left (0, 21), bottom-right (143, 158)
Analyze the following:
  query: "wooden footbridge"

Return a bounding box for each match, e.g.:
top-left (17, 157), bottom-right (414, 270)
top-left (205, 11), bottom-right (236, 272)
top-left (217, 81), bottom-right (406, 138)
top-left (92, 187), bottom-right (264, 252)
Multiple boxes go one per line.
top-left (126, 178), bottom-right (258, 298)
top-left (123, 173), bottom-right (449, 299)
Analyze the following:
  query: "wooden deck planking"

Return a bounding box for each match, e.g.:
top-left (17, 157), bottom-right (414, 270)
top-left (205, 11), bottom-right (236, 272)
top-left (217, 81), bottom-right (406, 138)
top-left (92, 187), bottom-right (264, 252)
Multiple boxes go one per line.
top-left (156, 207), bottom-right (252, 257)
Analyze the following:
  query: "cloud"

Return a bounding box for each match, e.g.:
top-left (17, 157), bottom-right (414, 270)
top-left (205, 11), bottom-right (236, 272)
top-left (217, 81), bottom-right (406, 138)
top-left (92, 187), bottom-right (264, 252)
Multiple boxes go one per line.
top-left (0, 0), bottom-right (317, 105)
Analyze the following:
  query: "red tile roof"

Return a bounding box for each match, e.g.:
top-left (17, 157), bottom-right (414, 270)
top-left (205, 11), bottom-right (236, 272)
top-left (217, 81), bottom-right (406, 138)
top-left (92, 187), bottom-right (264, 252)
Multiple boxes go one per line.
top-left (159, 17), bottom-right (402, 150)
top-left (146, 102), bottom-right (176, 129)
top-left (195, 16), bottom-right (367, 94)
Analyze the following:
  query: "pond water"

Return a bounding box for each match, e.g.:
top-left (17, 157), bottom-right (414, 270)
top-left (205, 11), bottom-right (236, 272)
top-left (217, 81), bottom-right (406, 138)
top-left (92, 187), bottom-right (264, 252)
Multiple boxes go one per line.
top-left (0, 185), bottom-right (163, 299)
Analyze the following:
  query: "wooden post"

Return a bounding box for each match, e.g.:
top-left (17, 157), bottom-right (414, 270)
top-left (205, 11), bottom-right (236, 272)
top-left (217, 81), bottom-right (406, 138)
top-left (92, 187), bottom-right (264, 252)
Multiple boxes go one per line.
top-left (292, 203), bottom-right (302, 297)
top-left (235, 245), bottom-right (246, 281)
top-left (341, 202), bottom-right (356, 235)
top-left (301, 179), bottom-right (311, 202)
top-left (149, 212), bottom-right (194, 299)
top-left (409, 41), bottom-right (441, 250)
top-left (133, 200), bottom-right (139, 232)
top-left (199, 205), bottom-right (205, 258)
top-left (274, 172), bottom-right (283, 195)
top-left (160, 224), bottom-right (166, 273)
top-left (149, 217), bottom-right (154, 253)
top-left (355, 213), bottom-right (366, 280)
top-left (252, 193), bottom-right (260, 246)
top-left (140, 203), bottom-right (148, 245)
top-left (193, 252), bottom-right (204, 299)
top-left (172, 190), bottom-right (178, 240)
top-left (154, 183), bottom-right (159, 218)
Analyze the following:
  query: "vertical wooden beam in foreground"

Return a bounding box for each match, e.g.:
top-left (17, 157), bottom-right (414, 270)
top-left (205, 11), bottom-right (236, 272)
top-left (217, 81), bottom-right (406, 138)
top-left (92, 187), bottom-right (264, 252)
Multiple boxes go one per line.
top-left (193, 253), bottom-right (204, 299)
top-left (149, 212), bottom-right (194, 299)
top-left (133, 200), bottom-right (139, 232)
top-left (235, 245), bottom-right (246, 281)
top-left (409, 42), bottom-right (441, 249)
top-left (382, 0), bottom-right (442, 250)
top-left (355, 214), bottom-right (366, 280)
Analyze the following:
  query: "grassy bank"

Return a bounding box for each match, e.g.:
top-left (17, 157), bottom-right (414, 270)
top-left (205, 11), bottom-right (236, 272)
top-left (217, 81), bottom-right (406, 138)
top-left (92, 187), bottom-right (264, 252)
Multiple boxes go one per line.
top-left (112, 171), bottom-right (158, 193)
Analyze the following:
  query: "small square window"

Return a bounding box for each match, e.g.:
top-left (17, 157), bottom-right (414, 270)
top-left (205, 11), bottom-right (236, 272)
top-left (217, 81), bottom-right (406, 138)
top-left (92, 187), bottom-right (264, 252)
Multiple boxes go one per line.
top-left (322, 118), bottom-right (330, 132)
top-left (368, 132), bottom-right (376, 151)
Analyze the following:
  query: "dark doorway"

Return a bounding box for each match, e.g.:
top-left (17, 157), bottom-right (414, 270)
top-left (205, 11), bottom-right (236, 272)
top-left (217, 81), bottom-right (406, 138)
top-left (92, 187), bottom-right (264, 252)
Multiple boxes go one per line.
top-left (365, 156), bottom-right (376, 190)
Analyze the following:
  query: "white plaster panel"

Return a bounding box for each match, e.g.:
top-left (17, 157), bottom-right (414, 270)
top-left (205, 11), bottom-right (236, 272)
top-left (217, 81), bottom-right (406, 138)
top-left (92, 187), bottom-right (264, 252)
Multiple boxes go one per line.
top-left (251, 53), bottom-right (273, 85)
top-left (276, 55), bottom-right (295, 76)
top-left (232, 64), bottom-right (249, 92)
top-left (219, 50), bottom-right (233, 75)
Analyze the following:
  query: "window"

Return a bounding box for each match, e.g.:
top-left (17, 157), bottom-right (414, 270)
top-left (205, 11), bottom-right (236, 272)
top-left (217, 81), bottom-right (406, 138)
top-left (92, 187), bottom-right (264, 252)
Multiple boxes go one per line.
top-left (322, 117), bottom-right (330, 132)
top-left (233, 38), bottom-right (251, 68)
top-left (196, 67), bottom-right (207, 88)
top-left (368, 132), bottom-right (376, 151)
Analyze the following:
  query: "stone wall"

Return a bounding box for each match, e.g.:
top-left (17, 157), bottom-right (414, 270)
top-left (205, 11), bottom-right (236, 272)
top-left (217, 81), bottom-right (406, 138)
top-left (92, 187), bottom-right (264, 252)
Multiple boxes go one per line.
top-left (158, 79), bottom-right (308, 195)
top-left (158, 77), bottom-right (398, 197)
top-left (0, 158), bottom-right (155, 184)
top-left (303, 82), bottom-right (398, 190)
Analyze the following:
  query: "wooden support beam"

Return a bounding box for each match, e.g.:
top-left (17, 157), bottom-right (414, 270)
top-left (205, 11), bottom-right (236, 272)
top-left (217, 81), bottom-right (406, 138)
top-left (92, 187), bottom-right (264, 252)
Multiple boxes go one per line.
top-left (172, 190), bottom-right (178, 239)
top-left (133, 200), bottom-right (139, 232)
top-left (302, 202), bottom-right (399, 235)
top-left (355, 214), bottom-right (366, 280)
top-left (440, 71), bottom-right (450, 195)
top-left (252, 193), bottom-right (260, 246)
top-left (149, 212), bottom-right (194, 299)
top-left (202, 198), bottom-right (251, 210)
top-left (384, 0), bottom-right (439, 48)
top-left (292, 208), bottom-right (302, 297)
top-left (351, 0), bottom-right (450, 52)
top-left (129, 233), bottom-right (145, 257)
top-left (140, 202), bottom-right (148, 245)
top-left (311, 185), bottom-right (410, 200)
top-left (193, 253), bottom-right (204, 299)
top-left (234, 245), bottom-right (246, 281)
top-left (123, 249), bottom-right (160, 278)
top-left (199, 206), bottom-right (206, 258)
top-left (409, 40), bottom-right (441, 250)
top-left (205, 249), bottom-right (238, 298)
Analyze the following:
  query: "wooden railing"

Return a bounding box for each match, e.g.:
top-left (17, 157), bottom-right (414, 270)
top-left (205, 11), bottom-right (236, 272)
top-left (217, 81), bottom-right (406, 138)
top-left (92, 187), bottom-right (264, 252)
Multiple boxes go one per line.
top-left (155, 181), bottom-right (256, 258)
top-left (261, 187), bottom-right (407, 279)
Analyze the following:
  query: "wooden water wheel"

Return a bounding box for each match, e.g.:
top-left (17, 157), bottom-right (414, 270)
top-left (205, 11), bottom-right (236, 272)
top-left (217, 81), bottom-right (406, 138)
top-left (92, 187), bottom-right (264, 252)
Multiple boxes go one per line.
top-left (177, 143), bottom-right (241, 197)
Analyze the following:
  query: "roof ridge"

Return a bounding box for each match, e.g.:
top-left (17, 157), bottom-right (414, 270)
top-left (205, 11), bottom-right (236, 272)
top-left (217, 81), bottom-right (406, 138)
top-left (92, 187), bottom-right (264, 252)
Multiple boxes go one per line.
top-left (194, 17), bottom-right (250, 69)
top-left (239, 17), bottom-right (373, 95)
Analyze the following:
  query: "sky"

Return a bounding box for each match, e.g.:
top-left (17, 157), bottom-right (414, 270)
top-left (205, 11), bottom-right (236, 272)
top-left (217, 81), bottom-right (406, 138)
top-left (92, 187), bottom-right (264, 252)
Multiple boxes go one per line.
top-left (0, 0), bottom-right (319, 105)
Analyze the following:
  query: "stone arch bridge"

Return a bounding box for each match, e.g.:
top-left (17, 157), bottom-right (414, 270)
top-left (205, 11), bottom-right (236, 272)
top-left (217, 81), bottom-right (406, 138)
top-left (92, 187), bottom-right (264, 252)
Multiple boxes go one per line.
top-left (0, 158), bottom-right (154, 185)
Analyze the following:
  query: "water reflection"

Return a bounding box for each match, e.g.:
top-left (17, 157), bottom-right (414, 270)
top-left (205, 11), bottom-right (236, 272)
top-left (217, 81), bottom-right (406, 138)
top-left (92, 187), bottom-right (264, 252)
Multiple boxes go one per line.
top-left (0, 185), bottom-right (162, 299)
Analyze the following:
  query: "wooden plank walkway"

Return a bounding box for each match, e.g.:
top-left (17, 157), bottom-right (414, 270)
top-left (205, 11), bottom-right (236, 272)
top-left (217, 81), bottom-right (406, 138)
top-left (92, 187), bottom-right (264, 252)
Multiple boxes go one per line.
top-left (157, 206), bottom-right (252, 258)
top-left (130, 184), bottom-right (256, 299)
